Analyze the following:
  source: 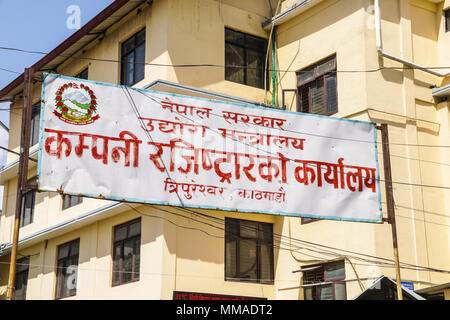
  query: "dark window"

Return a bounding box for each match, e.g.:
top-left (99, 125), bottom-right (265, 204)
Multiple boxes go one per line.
top-left (76, 68), bottom-right (88, 80)
top-left (20, 177), bottom-right (37, 227)
top-left (112, 218), bottom-right (141, 286)
top-left (55, 239), bottom-right (80, 299)
top-left (225, 28), bottom-right (268, 89)
top-left (225, 218), bottom-right (274, 284)
top-left (446, 9), bottom-right (450, 32)
top-left (62, 195), bottom-right (83, 210)
top-left (297, 55), bottom-right (337, 116)
top-left (301, 217), bottom-right (319, 225)
top-left (30, 102), bottom-right (40, 146)
top-left (121, 29), bottom-right (145, 86)
top-left (14, 257), bottom-right (29, 300)
top-left (303, 261), bottom-right (346, 300)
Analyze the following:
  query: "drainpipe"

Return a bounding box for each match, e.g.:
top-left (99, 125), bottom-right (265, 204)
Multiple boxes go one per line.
top-left (374, 0), bottom-right (450, 78)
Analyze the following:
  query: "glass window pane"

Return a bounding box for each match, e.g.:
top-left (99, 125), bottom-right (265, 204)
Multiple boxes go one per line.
top-left (136, 29), bottom-right (146, 45)
top-left (58, 244), bottom-right (70, 259)
top-left (225, 43), bottom-right (244, 84)
top-left (259, 243), bottom-right (272, 282)
top-left (126, 52), bottom-right (135, 86)
top-left (325, 262), bottom-right (345, 280)
top-left (334, 283), bottom-right (346, 300)
top-left (225, 28), bottom-right (245, 45)
top-left (123, 239), bottom-right (134, 283)
top-left (246, 49), bottom-right (264, 88)
top-left (326, 75), bottom-right (337, 114)
top-left (113, 244), bottom-right (122, 283)
top-left (240, 221), bottom-right (258, 238)
top-left (134, 44), bottom-right (145, 84)
top-left (122, 37), bottom-right (136, 56)
top-left (225, 238), bottom-right (237, 278)
top-left (225, 219), bottom-right (239, 237)
top-left (317, 58), bottom-right (335, 75)
top-left (134, 238), bottom-right (140, 280)
top-left (310, 79), bottom-right (326, 115)
top-left (239, 239), bottom-right (257, 280)
top-left (246, 34), bottom-right (266, 51)
top-left (114, 225), bottom-right (127, 242)
top-left (304, 287), bottom-right (313, 300)
top-left (298, 68), bottom-right (315, 85)
top-left (128, 220), bottom-right (141, 237)
top-left (318, 285), bottom-right (333, 300)
top-left (258, 224), bottom-right (272, 241)
top-left (70, 240), bottom-right (79, 256)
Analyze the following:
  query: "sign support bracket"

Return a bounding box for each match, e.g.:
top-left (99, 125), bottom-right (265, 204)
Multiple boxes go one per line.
top-left (377, 123), bottom-right (403, 300)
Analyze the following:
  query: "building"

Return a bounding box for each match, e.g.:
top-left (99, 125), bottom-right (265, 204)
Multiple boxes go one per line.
top-left (0, 0), bottom-right (449, 300)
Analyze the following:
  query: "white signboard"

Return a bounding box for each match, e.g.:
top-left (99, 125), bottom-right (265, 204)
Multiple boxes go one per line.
top-left (38, 73), bottom-right (382, 222)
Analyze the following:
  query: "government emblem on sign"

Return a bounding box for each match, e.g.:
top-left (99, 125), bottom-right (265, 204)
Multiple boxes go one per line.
top-left (54, 82), bottom-right (99, 125)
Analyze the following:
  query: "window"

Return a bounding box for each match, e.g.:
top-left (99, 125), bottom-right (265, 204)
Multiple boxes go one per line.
top-left (303, 261), bottom-right (346, 300)
top-left (225, 28), bottom-right (268, 89)
top-left (297, 55), bottom-right (337, 116)
top-left (62, 195), bottom-right (83, 210)
top-left (301, 217), bottom-right (319, 225)
top-left (112, 218), bottom-right (141, 286)
top-left (14, 257), bottom-right (29, 300)
top-left (445, 9), bottom-right (450, 32)
top-left (76, 68), bottom-right (88, 80)
top-left (20, 177), bottom-right (37, 227)
top-left (121, 29), bottom-right (145, 86)
top-left (30, 102), bottom-right (40, 146)
top-left (225, 218), bottom-right (274, 284)
top-left (55, 239), bottom-right (80, 299)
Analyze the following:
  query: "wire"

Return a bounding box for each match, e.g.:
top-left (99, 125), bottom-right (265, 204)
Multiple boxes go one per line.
top-left (0, 67), bottom-right (21, 75)
top-left (4, 45), bottom-right (450, 74)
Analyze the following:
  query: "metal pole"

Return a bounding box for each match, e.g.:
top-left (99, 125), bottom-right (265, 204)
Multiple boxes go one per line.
top-left (6, 67), bottom-right (34, 300)
top-left (379, 123), bottom-right (403, 300)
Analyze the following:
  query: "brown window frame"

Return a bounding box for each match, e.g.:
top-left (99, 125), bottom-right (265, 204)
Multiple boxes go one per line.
top-left (62, 194), bottom-right (83, 210)
top-left (14, 257), bottom-right (30, 300)
top-left (55, 238), bottom-right (80, 300)
top-left (112, 218), bottom-right (141, 287)
top-left (302, 260), bottom-right (346, 300)
top-left (225, 218), bottom-right (274, 284)
top-left (296, 55), bottom-right (338, 116)
top-left (20, 177), bottom-right (37, 227)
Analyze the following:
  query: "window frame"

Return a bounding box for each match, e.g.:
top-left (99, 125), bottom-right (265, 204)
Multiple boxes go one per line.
top-left (20, 177), bottom-right (37, 227)
top-left (55, 238), bottom-right (80, 300)
top-left (302, 260), bottom-right (346, 300)
top-left (75, 68), bottom-right (89, 80)
top-left (225, 27), bottom-right (268, 89)
top-left (224, 218), bottom-right (274, 284)
top-left (30, 102), bottom-right (41, 146)
top-left (112, 218), bottom-right (141, 287)
top-left (120, 28), bottom-right (146, 86)
top-left (62, 194), bottom-right (83, 210)
top-left (14, 257), bottom-right (30, 300)
top-left (296, 55), bottom-right (338, 116)
top-left (445, 9), bottom-right (450, 32)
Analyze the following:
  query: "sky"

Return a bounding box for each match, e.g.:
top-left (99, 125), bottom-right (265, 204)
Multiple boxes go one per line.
top-left (0, 0), bottom-right (115, 208)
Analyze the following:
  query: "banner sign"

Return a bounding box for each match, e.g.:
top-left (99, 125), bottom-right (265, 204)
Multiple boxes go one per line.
top-left (38, 73), bottom-right (382, 222)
